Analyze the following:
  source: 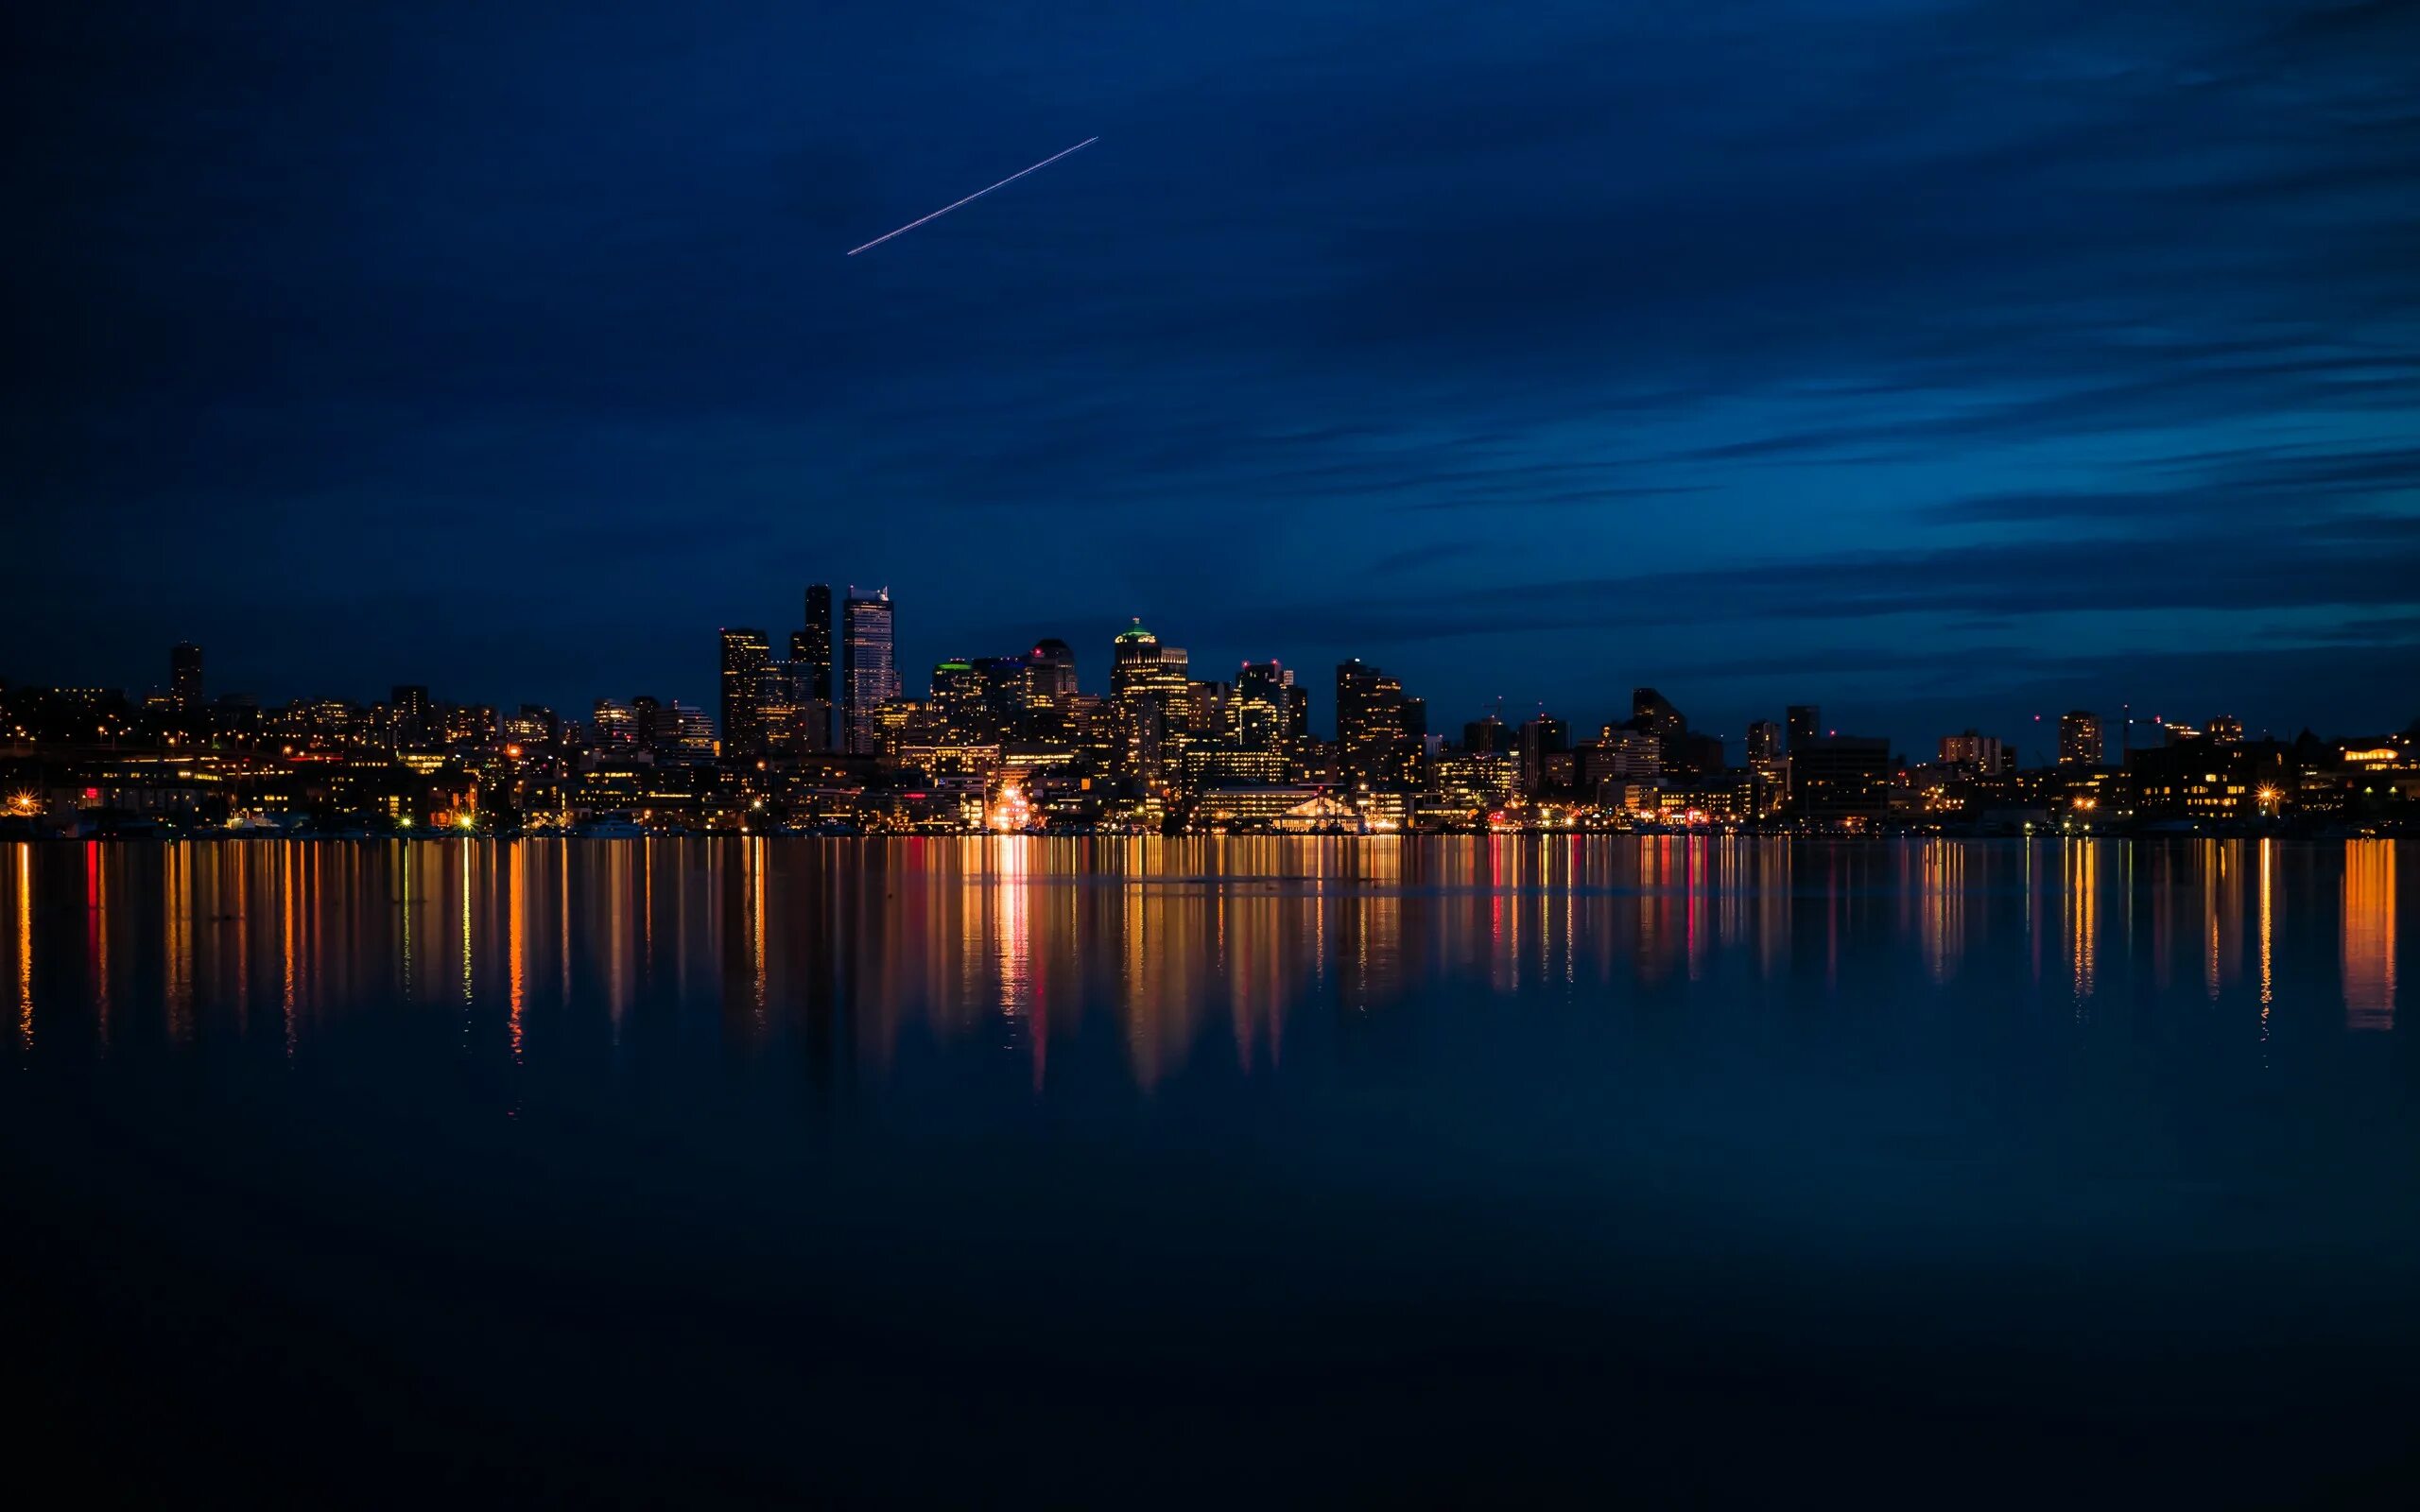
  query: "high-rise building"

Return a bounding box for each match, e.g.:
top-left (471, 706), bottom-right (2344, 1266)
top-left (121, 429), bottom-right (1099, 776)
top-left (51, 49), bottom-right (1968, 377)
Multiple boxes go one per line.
top-left (1463, 713), bottom-right (1510, 754)
top-left (1746, 721), bottom-right (1789, 818)
top-left (631, 695), bottom-right (665, 750)
top-left (842, 589), bottom-right (900, 756)
top-left (931, 660), bottom-right (981, 736)
top-left (1337, 660), bottom-right (1423, 788)
top-left (170, 643), bottom-right (203, 708)
top-left (790, 584), bottom-right (836, 748)
top-left (796, 586), bottom-right (835, 699)
top-left (1027, 638), bottom-right (1078, 707)
top-left (973, 655), bottom-right (1031, 742)
top-left (719, 627), bottom-right (772, 755)
top-left (1938, 730), bottom-right (2005, 773)
top-left (2059, 711), bottom-right (2104, 768)
top-left (390, 684), bottom-right (433, 747)
top-left (2205, 714), bottom-right (2244, 744)
top-left (592, 698), bottom-right (638, 746)
top-left (1518, 714), bottom-right (1570, 797)
top-left (666, 701), bottom-right (717, 760)
top-left (1631, 687), bottom-right (1688, 769)
top-left (1110, 621), bottom-right (1190, 780)
top-left (1791, 735), bottom-right (1892, 821)
top-left (1234, 662), bottom-right (1295, 756)
top-left (1787, 704), bottom-right (1822, 752)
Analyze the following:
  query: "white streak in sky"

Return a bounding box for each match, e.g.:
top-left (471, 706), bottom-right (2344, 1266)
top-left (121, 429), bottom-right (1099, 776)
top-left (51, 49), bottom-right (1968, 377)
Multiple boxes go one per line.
top-left (846, 138), bottom-right (1099, 256)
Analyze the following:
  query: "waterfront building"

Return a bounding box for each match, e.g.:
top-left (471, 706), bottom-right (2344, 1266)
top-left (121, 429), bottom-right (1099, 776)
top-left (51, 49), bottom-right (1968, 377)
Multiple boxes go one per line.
top-left (1787, 704), bottom-right (1822, 751)
top-left (1337, 659), bottom-right (1424, 788)
top-left (1789, 734), bottom-right (1893, 822)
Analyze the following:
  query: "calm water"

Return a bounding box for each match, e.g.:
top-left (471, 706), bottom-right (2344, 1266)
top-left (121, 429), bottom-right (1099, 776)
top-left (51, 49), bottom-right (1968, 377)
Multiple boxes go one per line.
top-left (5, 837), bottom-right (2415, 1504)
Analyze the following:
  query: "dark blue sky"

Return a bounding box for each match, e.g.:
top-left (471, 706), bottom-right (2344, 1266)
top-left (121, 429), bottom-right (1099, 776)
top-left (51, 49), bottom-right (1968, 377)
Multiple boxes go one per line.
top-left (6, 1), bottom-right (2414, 754)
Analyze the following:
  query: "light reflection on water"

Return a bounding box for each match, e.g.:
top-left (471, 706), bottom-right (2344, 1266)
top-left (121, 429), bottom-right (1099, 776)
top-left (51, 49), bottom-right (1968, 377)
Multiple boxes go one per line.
top-left (7, 835), bottom-right (2419, 1505)
top-left (1, 836), bottom-right (2405, 1081)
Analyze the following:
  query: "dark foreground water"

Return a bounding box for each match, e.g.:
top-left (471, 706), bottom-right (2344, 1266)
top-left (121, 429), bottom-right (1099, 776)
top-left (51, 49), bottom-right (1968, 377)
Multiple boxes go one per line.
top-left (4, 837), bottom-right (2415, 1504)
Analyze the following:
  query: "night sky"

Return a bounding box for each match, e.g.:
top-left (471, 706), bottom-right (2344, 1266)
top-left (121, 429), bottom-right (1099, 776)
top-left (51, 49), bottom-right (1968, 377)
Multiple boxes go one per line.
top-left (6, 1), bottom-right (2415, 755)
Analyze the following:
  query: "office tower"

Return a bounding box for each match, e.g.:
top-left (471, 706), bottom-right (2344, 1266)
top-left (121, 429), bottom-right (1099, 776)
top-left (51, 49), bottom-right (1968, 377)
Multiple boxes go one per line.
top-left (2205, 714), bottom-right (2244, 744)
top-left (1462, 713), bottom-right (1510, 753)
top-left (795, 586), bottom-right (835, 701)
top-left (1745, 721), bottom-right (1789, 817)
top-left (1937, 730), bottom-right (2004, 772)
top-left (759, 660), bottom-right (829, 753)
top-left (1111, 621), bottom-right (1190, 780)
top-left (169, 643), bottom-right (203, 708)
top-left (2058, 711), bottom-right (2103, 768)
top-left (719, 627), bottom-right (772, 756)
top-left (1235, 661), bottom-right (1295, 755)
top-left (1790, 735), bottom-right (1893, 820)
top-left (1631, 687), bottom-right (1688, 768)
top-left (931, 660), bottom-right (981, 737)
top-left (631, 695), bottom-right (665, 751)
top-left (973, 656), bottom-right (1030, 742)
top-left (1110, 621), bottom-right (1189, 703)
top-left (842, 588), bottom-right (900, 756)
top-left (390, 684), bottom-right (433, 746)
top-left (789, 584), bottom-right (836, 749)
top-left (1337, 660), bottom-right (1423, 788)
top-left (1027, 639), bottom-right (1078, 707)
top-left (592, 699), bottom-right (638, 746)
top-left (1518, 714), bottom-right (1571, 797)
top-left (666, 702), bottom-right (717, 760)
top-left (1787, 704), bottom-right (1822, 751)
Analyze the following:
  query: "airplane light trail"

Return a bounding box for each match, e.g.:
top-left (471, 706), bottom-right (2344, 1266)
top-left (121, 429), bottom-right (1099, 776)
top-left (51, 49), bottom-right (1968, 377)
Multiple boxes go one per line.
top-left (847, 137), bottom-right (1098, 256)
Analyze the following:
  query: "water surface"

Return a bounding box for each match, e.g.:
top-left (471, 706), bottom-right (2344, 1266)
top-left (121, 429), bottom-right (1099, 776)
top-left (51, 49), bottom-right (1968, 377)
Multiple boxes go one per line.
top-left (5, 838), bottom-right (2415, 1503)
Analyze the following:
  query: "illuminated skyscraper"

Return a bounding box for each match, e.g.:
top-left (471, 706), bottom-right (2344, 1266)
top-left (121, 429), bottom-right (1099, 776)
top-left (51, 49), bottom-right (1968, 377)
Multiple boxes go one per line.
top-left (169, 643), bottom-right (203, 708)
top-left (1338, 659), bottom-right (1424, 788)
top-left (931, 660), bottom-right (981, 736)
top-left (719, 628), bottom-right (772, 755)
top-left (1028, 639), bottom-right (1077, 707)
top-left (592, 698), bottom-right (638, 746)
top-left (1518, 714), bottom-right (1570, 797)
top-left (842, 588), bottom-right (900, 756)
top-left (1234, 661), bottom-right (1294, 755)
top-left (1111, 621), bottom-right (1190, 780)
top-left (2059, 711), bottom-right (2104, 767)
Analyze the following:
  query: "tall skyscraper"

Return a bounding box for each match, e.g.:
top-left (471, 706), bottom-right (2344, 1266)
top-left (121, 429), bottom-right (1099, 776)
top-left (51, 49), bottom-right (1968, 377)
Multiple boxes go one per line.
top-left (1234, 661), bottom-right (1295, 756)
top-left (1787, 704), bottom-right (1822, 752)
top-left (796, 586), bottom-right (835, 697)
top-left (1110, 621), bottom-right (1190, 779)
top-left (1027, 638), bottom-right (1078, 706)
top-left (791, 584), bottom-right (836, 749)
top-left (842, 588), bottom-right (899, 756)
top-left (719, 627), bottom-right (772, 755)
top-left (1745, 719), bottom-right (1781, 762)
top-left (1337, 659), bottom-right (1423, 788)
top-left (2059, 710), bottom-right (2104, 768)
top-left (169, 643), bottom-right (203, 708)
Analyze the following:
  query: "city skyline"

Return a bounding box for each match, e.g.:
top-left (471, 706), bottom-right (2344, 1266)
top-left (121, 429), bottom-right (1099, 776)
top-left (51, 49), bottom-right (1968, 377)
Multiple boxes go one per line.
top-left (9, 595), bottom-right (2406, 769)
top-left (6, 3), bottom-right (2414, 747)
